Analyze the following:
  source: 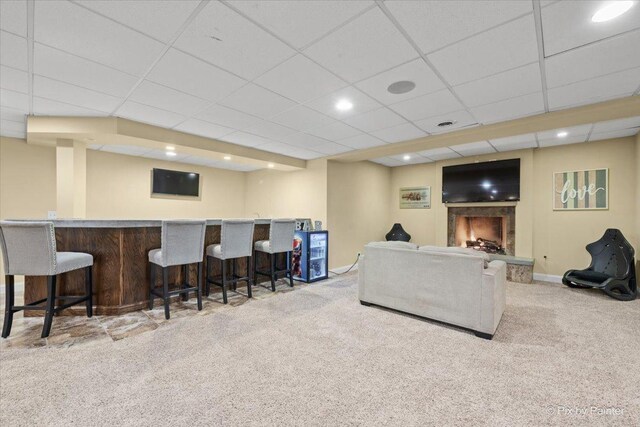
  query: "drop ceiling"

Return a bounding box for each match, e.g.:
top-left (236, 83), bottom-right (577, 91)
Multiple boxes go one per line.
top-left (1, 0), bottom-right (639, 170)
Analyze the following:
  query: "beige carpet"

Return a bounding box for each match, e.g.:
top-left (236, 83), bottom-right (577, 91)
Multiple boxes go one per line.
top-left (1, 272), bottom-right (639, 426)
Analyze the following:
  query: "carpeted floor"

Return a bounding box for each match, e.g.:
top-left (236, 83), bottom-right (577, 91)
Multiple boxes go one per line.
top-left (1, 272), bottom-right (639, 426)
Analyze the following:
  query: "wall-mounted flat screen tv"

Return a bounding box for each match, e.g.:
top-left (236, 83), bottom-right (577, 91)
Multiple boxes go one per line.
top-left (152, 168), bottom-right (199, 197)
top-left (442, 159), bottom-right (520, 203)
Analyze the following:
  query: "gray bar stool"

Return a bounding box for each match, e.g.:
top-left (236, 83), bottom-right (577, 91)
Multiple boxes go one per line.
top-left (148, 220), bottom-right (206, 320)
top-left (254, 219), bottom-right (296, 291)
top-left (0, 221), bottom-right (93, 339)
top-left (206, 219), bottom-right (255, 304)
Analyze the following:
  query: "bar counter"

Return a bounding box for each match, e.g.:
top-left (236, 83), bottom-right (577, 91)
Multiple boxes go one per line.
top-left (21, 219), bottom-right (283, 316)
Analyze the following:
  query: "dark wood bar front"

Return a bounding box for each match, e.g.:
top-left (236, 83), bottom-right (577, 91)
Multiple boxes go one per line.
top-left (23, 220), bottom-right (286, 316)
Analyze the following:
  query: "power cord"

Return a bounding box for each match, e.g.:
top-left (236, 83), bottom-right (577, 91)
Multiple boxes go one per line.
top-left (329, 253), bottom-right (360, 276)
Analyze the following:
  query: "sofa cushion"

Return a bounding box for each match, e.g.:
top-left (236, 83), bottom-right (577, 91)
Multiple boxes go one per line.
top-left (418, 245), bottom-right (489, 268)
top-left (367, 241), bottom-right (418, 250)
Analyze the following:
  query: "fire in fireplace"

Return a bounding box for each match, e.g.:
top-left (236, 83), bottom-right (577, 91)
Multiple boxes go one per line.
top-left (455, 216), bottom-right (507, 255)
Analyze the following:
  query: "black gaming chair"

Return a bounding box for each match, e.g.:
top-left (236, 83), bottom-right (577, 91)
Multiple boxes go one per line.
top-left (562, 229), bottom-right (637, 301)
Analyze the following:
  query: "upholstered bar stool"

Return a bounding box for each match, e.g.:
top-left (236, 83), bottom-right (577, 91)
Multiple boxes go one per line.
top-left (148, 220), bottom-right (206, 320)
top-left (254, 219), bottom-right (296, 291)
top-left (206, 219), bottom-right (255, 304)
top-left (0, 221), bottom-right (93, 339)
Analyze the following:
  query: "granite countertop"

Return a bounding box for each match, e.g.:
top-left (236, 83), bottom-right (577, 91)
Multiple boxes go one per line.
top-left (6, 218), bottom-right (273, 228)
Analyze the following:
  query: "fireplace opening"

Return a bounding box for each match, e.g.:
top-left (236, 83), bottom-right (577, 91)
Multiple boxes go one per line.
top-left (455, 216), bottom-right (507, 255)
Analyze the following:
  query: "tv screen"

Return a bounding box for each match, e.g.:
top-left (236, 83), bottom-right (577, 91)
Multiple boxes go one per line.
top-left (442, 159), bottom-right (520, 203)
top-left (152, 168), bottom-right (199, 197)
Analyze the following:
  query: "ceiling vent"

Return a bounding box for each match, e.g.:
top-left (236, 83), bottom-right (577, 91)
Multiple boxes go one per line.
top-left (387, 81), bottom-right (416, 94)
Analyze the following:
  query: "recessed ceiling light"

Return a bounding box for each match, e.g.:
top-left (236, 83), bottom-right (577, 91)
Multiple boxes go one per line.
top-left (335, 99), bottom-right (353, 111)
top-left (387, 80), bottom-right (416, 95)
top-left (557, 131), bottom-right (568, 138)
top-left (166, 146), bottom-right (175, 151)
top-left (165, 151), bottom-right (177, 157)
top-left (267, 163), bottom-right (275, 168)
top-left (223, 155), bottom-right (231, 160)
top-left (592, 1), bottom-right (634, 22)
top-left (403, 154), bottom-right (411, 161)
top-left (437, 120), bottom-right (456, 127)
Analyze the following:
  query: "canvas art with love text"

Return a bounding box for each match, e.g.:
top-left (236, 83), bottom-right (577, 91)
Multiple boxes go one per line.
top-left (553, 168), bottom-right (608, 210)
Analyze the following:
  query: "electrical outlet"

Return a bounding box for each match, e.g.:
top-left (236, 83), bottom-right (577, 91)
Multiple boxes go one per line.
top-left (47, 211), bottom-right (57, 219)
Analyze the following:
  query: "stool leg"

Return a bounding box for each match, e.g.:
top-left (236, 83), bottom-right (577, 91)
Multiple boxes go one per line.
top-left (85, 266), bottom-right (93, 317)
top-left (246, 256), bottom-right (252, 298)
top-left (42, 275), bottom-right (57, 338)
top-left (270, 253), bottom-right (276, 292)
top-left (221, 259), bottom-right (228, 304)
top-left (149, 263), bottom-right (156, 310)
top-left (205, 256), bottom-right (211, 297)
top-left (2, 275), bottom-right (15, 338)
top-left (181, 264), bottom-right (189, 301)
top-left (253, 251), bottom-right (257, 286)
top-left (288, 251), bottom-right (294, 287)
top-left (162, 267), bottom-right (170, 320)
top-left (196, 261), bottom-right (203, 311)
top-left (232, 259), bottom-right (237, 291)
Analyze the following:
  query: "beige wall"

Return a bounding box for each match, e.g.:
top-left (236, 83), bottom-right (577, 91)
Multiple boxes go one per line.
top-left (327, 160), bottom-right (391, 268)
top-left (243, 159), bottom-right (327, 224)
top-left (532, 137), bottom-right (638, 276)
top-left (85, 150), bottom-right (245, 219)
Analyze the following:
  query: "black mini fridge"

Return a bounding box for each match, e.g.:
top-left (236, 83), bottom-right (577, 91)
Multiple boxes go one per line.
top-left (290, 230), bottom-right (328, 283)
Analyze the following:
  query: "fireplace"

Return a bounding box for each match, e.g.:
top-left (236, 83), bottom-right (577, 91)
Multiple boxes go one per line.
top-left (448, 207), bottom-right (515, 256)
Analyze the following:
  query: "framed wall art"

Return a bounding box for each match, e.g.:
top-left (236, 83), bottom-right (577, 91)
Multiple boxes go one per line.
top-left (553, 168), bottom-right (608, 210)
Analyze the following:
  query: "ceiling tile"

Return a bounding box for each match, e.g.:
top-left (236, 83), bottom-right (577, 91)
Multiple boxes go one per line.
top-left (371, 157), bottom-right (404, 167)
top-left (229, 0), bottom-right (373, 49)
top-left (309, 141), bottom-right (353, 155)
top-left (303, 8), bottom-right (418, 83)
top-left (545, 30), bottom-right (640, 88)
top-left (0, 118), bottom-right (25, 133)
top-left (390, 153), bottom-right (432, 165)
top-left (470, 92), bottom-right (544, 124)
top-left (0, 88), bottom-right (29, 111)
top-left (173, 118), bottom-right (235, 139)
top-left (490, 133), bottom-right (537, 152)
top-left (592, 116), bottom-right (640, 133)
top-left (100, 144), bottom-right (153, 156)
top-left (537, 124), bottom-right (591, 147)
top-left (417, 147), bottom-right (461, 161)
top-left (271, 105), bottom-right (336, 132)
top-left (304, 86), bottom-right (381, 119)
top-left (222, 131), bottom-right (273, 148)
top-left (0, 0), bottom-right (27, 37)
top-left (337, 133), bottom-right (386, 149)
top-left (541, 1), bottom-right (640, 56)
top-left (355, 58), bottom-right (446, 105)
top-left (449, 140), bottom-right (496, 156)
top-left (1, 106), bottom-right (27, 122)
top-left (254, 54), bottom-right (347, 103)
top-left (274, 132), bottom-right (347, 155)
top-left (389, 89), bottom-right (463, 121)
top-left (146, 49), bottom-right (247, 103)
top-left (414, 110), bottom-right (477, 134)
top-left (385, 0), bottom-right (532, 53)
top-left (547, 67), bottom-right (639, 110)
top-left (344, 107), bottom-right (407, 133)
top-left (305, 121), bottom-right (362, 141)
top-left (197, 104), bottom-right (295, 140)
top-left (174, 1), bottom-right (295, 80)
top-left (34, 76), bottom-right (122, 113)
top-left (219, 83), bottom-right (297, 119)
top-left (128, 80), bottom-right (210, 116)
top-left (33, 97), bottom-right (106, 116)
top-left (257, 141), bottom-right (324, 159)
top-left (76, 0), bottom-right (201, 43)
top-left (143, 149), bottom-right (189, 162)
top-left (370, 122), bottom-right (426, 143)
top-left (116, 100), bottom-right (186, 128)
top-left (0, 65), bottom-right (28, 94)
top-left (427, 14), bottom-right (538, 86)
top-left (589, 128), bottom-right (639, 141)
top-left (453, 62), bottom-right (542, 107)
top-left (34, 43), bottom-right (139, 97)
top-left (34, 0), bottom-right (165, 76)
top-left (0, 31), bottom-right (28, 71)
top-left (538, 136), bottom-right (587, 147)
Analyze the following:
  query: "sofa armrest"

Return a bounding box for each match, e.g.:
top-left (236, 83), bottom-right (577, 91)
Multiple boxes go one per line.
top-left (357, 254), bottom-right (365, 301)
top-left (479, 260), bottom-right (507, 335)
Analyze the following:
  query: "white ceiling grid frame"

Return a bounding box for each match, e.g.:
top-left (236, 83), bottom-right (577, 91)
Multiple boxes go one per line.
top-left (532, 0), bottom-right (550, 112)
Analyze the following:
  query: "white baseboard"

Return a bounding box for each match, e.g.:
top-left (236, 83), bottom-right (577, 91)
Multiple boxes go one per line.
top-left (330, 263), bottom-right (359, 275)
top-left (533, 273), bottom-right (562, 284)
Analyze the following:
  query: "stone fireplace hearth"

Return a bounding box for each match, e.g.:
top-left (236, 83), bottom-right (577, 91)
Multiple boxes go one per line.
top-left (447, 206), bottom-right (515, 256)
